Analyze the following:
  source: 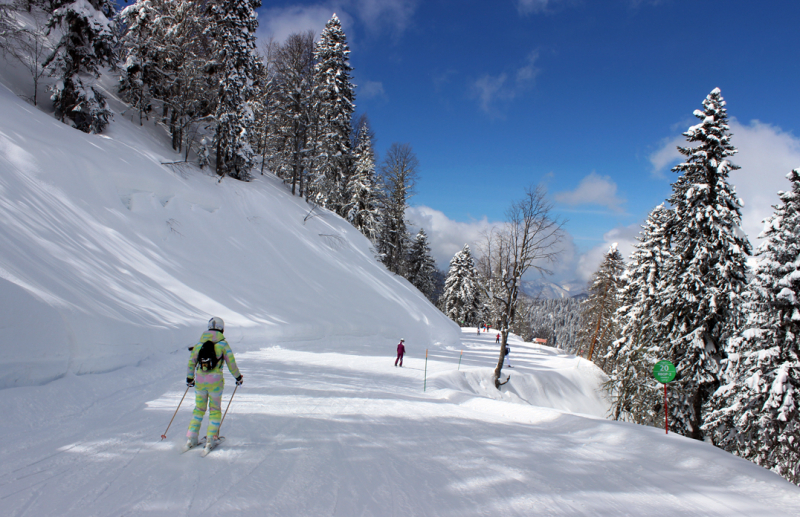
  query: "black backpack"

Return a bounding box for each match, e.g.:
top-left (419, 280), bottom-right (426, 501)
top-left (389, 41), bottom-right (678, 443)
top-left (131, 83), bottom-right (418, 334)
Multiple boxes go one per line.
top-left (198, 340), bottom-right (220, 371)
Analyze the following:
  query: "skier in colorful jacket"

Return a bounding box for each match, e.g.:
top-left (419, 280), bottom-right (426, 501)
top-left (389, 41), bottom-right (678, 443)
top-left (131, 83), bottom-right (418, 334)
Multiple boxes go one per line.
top-left (395, 338), bottom-right (405, 367)
top-left (185, 317), bottom-right (242, 450)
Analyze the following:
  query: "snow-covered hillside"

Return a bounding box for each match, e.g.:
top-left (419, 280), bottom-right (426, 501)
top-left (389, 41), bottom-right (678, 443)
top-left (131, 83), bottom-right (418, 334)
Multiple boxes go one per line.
top-left (1, 46), bottom-right (799, 515)
top-left (0, 72), bottom-right (460, 389)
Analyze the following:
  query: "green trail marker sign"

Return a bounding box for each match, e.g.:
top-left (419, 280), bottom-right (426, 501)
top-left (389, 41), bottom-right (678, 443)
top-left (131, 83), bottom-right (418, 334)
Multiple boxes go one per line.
top-left (653, 360), bottom-right (676, 435)
top-left (653, 360), bottom-right (676, 384)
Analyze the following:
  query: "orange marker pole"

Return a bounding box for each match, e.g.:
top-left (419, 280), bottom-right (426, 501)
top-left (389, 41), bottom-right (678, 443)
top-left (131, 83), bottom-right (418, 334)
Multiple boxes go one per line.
top-left (458, 350), bottom-right (463, 370)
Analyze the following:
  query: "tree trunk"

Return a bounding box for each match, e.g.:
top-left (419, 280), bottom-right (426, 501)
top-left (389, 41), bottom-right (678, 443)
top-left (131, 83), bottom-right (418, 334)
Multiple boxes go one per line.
top-left (587, 282), bottom-right (610, 361)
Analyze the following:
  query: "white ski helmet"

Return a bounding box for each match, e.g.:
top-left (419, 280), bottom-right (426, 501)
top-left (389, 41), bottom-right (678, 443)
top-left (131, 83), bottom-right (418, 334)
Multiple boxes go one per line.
top-left (208, 316), bottom-right (224, 332)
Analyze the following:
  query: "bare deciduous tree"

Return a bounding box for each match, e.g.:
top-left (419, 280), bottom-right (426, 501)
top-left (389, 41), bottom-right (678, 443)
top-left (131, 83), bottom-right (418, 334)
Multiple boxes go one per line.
top-left (477, 185), bottom-right (565, 388)
top-left (0, 3), bottom-right (50, 106)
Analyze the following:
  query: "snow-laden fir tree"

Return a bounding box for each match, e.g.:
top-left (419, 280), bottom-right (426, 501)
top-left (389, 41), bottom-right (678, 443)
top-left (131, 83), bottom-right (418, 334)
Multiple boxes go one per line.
top-left (343, 119), bottom-right (380, 241)
top-left (577, 243), bottom-right (625, 372)
top-left (442, 244), bottom-right (483, 326)
top-left (308, 14), bottom-right (355, 212)
top-left (606, 205), bottom-right (674, 424)
top-left (376, 143), bottom-right (418, 275)
top-left (44, 0), bottom-right (116, 133)
top-left (207, 0), bottom-right (262, 180)
top-left (704, 169), bottom-right (800, 485)
top-left (657, 87), bottom-right (751, 440)
top-left (406, 229), bottom-right (438, 303)
top-left (118, 0), bottom-right (164, 125)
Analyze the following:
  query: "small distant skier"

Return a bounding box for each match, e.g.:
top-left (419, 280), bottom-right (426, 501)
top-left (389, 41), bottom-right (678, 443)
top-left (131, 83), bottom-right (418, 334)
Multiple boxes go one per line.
top-left (395, 338), bottom-right (406, 367)
top-left (496, 333), bottom-right (500, 344)
top-left (184, 317), bottom-right (243, 453)
top-left (504, 343), bottom-right (512, 368)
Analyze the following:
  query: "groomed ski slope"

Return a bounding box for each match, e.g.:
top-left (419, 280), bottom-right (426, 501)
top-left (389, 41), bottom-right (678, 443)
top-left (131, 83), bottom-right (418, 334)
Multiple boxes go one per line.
top-left (3, 330), bottom-right (800, 516)
top-left (0, 52), bottom-right (799, 514)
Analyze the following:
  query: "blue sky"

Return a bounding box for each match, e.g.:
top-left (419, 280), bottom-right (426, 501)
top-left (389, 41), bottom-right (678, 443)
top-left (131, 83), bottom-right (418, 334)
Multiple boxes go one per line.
top-left (261, 0), bottom-right (800, 283)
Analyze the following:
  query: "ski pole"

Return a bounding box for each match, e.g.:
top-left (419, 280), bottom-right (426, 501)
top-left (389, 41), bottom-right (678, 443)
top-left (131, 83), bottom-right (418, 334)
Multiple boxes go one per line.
top-left (216, 384), bottom-right (239, 439)
top-left (458, 350), bottom-right (463, 371)
top-left (161, 385), bottom-right (190, 440)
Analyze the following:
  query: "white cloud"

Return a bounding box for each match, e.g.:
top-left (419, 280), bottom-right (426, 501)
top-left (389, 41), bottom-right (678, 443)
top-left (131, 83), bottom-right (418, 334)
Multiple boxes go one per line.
top-left (257, 5), bottom-right (343, 43)
top-left (359, 80), bottom-right (386, 99)
top-left (648, 119), bottom-right (800, 244)
top-left (356, 0), bottom-right (418, 36)
top-left (471, 51), bottom-right (540, 115)
top-left (257, 1), bottom-right (418, 43)
top-left (648, 135), bottom-right (684, 178)
top-left (406, 205), bottom-right (581, 284)
top-left (576, 224), bottom-right (641, 282)
top-left (516, 0), bottom-right (555, 15)
top-left (472, 74), bottom-right (508, 114)
top-left (405, 206), bottom-right (497, 269)
top-left (554, 171), bottom-right (626, 213)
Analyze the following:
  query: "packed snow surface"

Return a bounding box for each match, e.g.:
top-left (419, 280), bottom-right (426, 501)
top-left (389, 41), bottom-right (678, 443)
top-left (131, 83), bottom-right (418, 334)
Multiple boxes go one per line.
top-left (1, 51), bottom-right (799, 515)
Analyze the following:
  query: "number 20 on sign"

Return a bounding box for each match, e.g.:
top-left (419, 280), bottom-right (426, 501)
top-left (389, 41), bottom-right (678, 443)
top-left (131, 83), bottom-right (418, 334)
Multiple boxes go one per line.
top-left (653, 360), bottom-right (676, 434)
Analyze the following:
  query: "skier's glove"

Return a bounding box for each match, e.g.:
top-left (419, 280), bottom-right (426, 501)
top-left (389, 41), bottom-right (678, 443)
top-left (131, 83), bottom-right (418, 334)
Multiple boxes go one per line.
top-left (235, 375), bottom-right (243, 386)
top-left (187, 377), bottom-right (195, 387)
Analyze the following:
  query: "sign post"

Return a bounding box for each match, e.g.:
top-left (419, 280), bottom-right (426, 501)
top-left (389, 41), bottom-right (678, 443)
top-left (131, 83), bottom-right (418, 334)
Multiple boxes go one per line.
top-left (653, 360), bottom-right (676, 434)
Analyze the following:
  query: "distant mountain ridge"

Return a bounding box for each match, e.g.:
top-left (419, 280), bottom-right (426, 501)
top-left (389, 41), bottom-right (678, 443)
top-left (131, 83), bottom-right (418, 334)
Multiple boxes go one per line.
top-left (521, 279), bottom-right (588, 300)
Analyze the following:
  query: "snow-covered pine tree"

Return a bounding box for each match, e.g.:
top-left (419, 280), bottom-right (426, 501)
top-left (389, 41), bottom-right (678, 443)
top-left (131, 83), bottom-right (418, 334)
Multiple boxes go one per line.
top-left (657, 87), bottom-right (751, 440)
top-left (577, 243), bottom-right (625, 372)
top-left (344, 119), bottom-right (380, 241)
top-left (406, 229), bottom-right (438, 303)
top-left (207, 0), bottom-right (262, 180)
top-left (703, 169), bottom-right (800, 485)
top-left (308, 14), bottom-right (355, 213)
top-left (118, 0), bottom-right (163, 125)
top-left (44, 0), bottom-right (116, 133)
top-left (376, 143), bottom-right (418, 275)
top-left (442, 244), bottom-right (483, 326)
top-left (606, 205), bottom-right (674, 424)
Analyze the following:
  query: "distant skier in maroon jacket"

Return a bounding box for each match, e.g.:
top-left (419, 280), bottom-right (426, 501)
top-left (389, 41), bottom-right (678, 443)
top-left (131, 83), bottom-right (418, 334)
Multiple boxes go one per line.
top-left (395, 338), bottom-right (406, 367)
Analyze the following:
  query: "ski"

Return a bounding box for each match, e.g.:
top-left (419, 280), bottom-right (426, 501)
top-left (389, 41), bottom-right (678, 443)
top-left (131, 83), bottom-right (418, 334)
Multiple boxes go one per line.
top-left (200, 436), bottom-right (226, 457)
top-left (181, 436), bottom-right (206, 453)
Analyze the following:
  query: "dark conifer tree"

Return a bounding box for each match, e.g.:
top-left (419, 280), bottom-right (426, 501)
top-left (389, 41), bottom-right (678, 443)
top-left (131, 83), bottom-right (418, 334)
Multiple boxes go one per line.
top-left (45, 0), bottom-right (116, 133)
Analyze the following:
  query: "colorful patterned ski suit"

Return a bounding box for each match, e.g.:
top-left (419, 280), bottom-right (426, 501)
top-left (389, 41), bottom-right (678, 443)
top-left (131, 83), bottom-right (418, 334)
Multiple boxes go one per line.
top-left (186, 330), bottom-right (241, 441)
